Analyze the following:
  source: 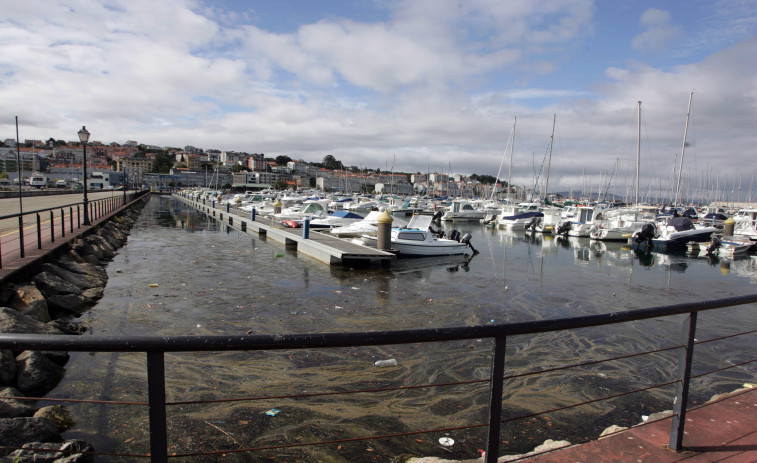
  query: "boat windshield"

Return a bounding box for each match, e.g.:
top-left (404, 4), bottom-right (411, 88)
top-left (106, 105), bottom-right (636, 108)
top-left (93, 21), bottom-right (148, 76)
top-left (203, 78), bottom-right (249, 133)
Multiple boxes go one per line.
top-left (405, 214), bottom-right (433, 230)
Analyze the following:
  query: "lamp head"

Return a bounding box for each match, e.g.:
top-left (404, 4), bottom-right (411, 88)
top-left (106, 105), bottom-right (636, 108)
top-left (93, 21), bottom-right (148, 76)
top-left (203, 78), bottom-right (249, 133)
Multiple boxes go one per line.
top-left (78, 126), bottom-right (90, 143)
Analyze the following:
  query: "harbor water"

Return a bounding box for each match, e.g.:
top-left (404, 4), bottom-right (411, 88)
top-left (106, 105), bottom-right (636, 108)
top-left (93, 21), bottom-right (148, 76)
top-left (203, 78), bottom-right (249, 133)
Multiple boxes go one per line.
top-left (51, 195), bottom-right (757, 462)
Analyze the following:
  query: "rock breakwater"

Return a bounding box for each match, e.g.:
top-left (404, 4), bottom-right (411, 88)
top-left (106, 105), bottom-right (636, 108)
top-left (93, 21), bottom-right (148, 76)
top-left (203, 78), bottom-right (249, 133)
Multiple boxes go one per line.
top-left (0, 196), bottom-right (148, 462)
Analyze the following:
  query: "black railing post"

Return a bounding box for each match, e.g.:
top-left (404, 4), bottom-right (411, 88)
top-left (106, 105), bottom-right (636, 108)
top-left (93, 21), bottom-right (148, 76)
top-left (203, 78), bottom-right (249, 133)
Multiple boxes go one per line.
top-left (669, 311), bottom-right (698, 451)
top-left (69, 207), bottom-right (74, 233)
top-left (60, 208), bottom-right (65, 238)
top-left (147, 351), bottom-right (168, 463)
top-left (77, 205), bottom-right (81, 229)
top-left (485, 335), bottom-right (507, 463)
top-left (50, 211), bottom-right (55, 243)
top-left (36, 213), bottom-right (42, 249)
top-left (17, 215), bottom-right (25, 258)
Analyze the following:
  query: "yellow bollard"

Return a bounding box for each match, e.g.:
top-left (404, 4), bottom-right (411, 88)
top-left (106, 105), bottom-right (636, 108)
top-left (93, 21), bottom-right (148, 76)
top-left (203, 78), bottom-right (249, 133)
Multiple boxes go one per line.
top-left (376, 210), bottom-right (393, 250)
top-left (723, 217), bottom-right (735, 236)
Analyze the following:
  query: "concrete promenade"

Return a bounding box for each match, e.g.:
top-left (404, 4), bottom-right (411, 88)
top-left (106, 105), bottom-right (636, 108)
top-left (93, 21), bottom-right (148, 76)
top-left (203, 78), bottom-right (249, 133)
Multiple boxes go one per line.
top-left (520, 386), bottom-right (757, 462)
top-left (0, 190), bottom-right (138, 281)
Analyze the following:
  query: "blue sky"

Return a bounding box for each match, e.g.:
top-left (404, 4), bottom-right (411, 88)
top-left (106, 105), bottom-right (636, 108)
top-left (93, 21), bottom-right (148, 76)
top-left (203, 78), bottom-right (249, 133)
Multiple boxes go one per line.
top-left (2, 0), bottom-right (756, 200)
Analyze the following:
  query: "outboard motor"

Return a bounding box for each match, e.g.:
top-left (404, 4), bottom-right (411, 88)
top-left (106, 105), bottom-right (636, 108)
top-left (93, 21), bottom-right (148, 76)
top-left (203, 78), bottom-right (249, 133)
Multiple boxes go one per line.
top-left (706, 235), bottom-right (722, 256)
top-left (432, 211), bottom-right (443, 223)
top-left (429, 226), bottom-right (445, 238)
top-left (460, 233), bottom-right (479, 255)
top-left (449, 230), bottom-right (461, 242)
top-left (556, 221), bottom-right (572, 236)
top-left (634, 222), bottom-right (656, 244)
top-left (525, 216), bottom-right (541, 231)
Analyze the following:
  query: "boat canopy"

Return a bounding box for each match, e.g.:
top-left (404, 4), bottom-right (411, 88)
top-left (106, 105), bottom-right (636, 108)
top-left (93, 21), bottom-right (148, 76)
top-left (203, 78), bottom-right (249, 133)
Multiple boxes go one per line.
top-left (668, 217), bottom-right (696, 231)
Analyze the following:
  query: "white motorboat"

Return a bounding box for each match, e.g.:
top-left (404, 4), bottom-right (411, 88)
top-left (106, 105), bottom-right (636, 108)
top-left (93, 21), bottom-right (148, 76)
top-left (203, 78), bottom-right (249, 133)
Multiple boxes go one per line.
top-left (330, 210), bottom-right (408, 237)
top-left (360, 215), bottom-right (477, 257)
top-left (527, 206), bottom-right (562, 234)
top-left (632, 217), bottom-right (719, 252)
top-left (441, 200), bottom-right (486, 222)
top-left (274, 198), bottom-right (330, 221)
top-left (555, 206), bottom-right (604, 237)
top-left (307, 210), bottom-right (364, 229)
top-left (688, 235), bottom-right (755, 258)
top-left (496, 203), bottom-right (542, 230)
top-left (590, 206), bottom-right (659, 241)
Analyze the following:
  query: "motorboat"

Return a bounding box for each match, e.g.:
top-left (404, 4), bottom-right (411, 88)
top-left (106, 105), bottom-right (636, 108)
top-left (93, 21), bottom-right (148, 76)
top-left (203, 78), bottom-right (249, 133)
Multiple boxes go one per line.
top-left (330, 210), bottom-right (408, 237)
top-left (590, 206), bottom-right (658, 241)
top-left (274, 198), bottom-right (330, 221)
top-left (688, 235), bottom-right (755, 258)
top-left (555, 206), bottom-right (604, 237)
top-left (360, 215), bottom-right (477, 257)
top-left (733, 208), bottom-right (757, 240)
top-left (496, 203), bottom-right (542, 230)
top-left (307, 210), bottom-right (365, 229)
top-left (441, 200), bottom-right (486, 222)
top-left (632, 217), bottom-right (718, 252)
top-left (526, 206), bottom-right (562, 234)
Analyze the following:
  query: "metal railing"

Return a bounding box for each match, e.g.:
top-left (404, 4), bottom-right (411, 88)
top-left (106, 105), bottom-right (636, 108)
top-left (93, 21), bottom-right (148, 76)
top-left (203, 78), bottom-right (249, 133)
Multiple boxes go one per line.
top-left (0, 190), bottom-right (147, 268)
top-left (0, 294), bottom-right (756, 462)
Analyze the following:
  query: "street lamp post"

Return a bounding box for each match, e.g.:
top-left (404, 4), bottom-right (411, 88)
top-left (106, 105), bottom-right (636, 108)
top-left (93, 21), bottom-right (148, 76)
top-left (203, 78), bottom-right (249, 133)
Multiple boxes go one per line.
top-left (78, 126), bottom-right (90, 225)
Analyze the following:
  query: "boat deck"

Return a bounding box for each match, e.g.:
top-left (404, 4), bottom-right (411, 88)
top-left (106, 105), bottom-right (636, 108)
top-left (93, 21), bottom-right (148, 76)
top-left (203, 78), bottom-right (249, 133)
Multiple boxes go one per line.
top-left (175, 195), bottom-right (395, 266)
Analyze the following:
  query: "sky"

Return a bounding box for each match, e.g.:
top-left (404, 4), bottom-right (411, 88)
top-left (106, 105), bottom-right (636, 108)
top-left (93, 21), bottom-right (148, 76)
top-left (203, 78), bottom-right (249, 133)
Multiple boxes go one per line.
top-left (2, 0), bottom-right (757, 201)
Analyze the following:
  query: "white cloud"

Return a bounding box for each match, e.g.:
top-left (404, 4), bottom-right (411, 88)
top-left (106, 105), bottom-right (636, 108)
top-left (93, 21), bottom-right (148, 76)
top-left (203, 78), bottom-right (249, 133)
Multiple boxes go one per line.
top-left (632, 8), bottom-right (683, 53)
top-left (0, 0), bottom-right (754, 199)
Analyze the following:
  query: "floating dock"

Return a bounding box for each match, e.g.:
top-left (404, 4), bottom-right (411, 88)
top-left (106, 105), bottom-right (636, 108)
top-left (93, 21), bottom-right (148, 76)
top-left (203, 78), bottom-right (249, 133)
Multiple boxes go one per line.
top-left (174, 195), bottom-right (395, 266)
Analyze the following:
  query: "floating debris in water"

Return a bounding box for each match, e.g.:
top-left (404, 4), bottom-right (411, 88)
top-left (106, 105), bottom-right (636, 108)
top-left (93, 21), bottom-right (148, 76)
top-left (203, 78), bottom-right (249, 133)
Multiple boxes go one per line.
top-left (374, 359), bottom-right (398, 367)
top-left (149, 283), bottom-right (159, 288)
top-left (264, 409), bottom-right (280, 416)
top-left (439, 437), bottom-right (454, 446)
top-left (275, 254), bottom-right (284, 258)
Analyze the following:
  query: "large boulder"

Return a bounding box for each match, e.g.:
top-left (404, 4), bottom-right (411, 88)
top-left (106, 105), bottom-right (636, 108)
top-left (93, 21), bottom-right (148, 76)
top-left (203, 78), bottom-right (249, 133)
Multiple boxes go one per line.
top-left (14, 352), bottom-right (65, 396)
top-left (0, 387), bottom-right (36, 418)
top-left (33, 406), bottom-right (75, 432)
top-left (0, 308), bottom-right (69, 335)
top-left (0, 417), bottom-right (61, 456)
top-left (56, 253), bottom-right (107, 287)
top-left (4, 439), bottom-right (93, 462)
top-left (0, 351), bottom-right (15, 386)
top-left (31, 273), bottom-right (80, 297)
top-left (39, 264), bottom-right (97, 292)
top-left (44, 295), bottom-right (90, 315)
top-left (7, 285), bottom-right (50, 323)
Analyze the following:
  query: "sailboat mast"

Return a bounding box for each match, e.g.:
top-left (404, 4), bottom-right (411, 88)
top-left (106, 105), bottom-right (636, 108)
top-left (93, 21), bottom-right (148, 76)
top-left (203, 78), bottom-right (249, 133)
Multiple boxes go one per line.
top-left (636, 101), bottom-right (641, 206)
top-left (491, 125), bottom-right (509, 200)
top-left (674, 92), bottom-right (693, 209)
top-left (508, 116), bottom-right (516, 202)
top-left (544, 114), bottom-right (556, 203)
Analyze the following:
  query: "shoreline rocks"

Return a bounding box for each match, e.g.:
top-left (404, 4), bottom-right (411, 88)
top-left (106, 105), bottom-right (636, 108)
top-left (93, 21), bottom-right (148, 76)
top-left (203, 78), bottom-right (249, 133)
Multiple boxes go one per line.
top-left (0, 195), bottom-right (148, 461)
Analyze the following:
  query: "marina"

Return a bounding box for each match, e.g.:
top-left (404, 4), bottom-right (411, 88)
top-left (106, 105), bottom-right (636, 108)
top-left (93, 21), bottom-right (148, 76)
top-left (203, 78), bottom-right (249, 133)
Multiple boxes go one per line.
top-left (34, 194), bottom-right (757, 462)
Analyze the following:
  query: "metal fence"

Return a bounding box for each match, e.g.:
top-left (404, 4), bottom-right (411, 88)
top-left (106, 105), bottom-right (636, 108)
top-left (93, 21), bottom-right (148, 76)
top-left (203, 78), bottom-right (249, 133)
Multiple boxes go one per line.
top-left (0, 294), bottom-right (756, 461)
top-left (0, 190), bottom-right (147, 268)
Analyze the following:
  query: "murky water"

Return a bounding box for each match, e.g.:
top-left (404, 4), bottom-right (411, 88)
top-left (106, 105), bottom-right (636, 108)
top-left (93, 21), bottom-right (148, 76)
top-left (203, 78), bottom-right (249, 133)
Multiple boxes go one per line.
top-left (50, 196), bottom-right (757, 462)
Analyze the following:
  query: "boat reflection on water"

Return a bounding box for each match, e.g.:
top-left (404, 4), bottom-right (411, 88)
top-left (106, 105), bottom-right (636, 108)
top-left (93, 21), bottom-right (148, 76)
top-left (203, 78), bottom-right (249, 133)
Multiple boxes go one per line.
top-left (391, 253), bottom-right (477, 275)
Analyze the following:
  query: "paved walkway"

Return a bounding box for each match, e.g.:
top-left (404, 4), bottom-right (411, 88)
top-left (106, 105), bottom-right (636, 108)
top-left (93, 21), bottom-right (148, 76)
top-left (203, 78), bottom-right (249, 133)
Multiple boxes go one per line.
top-left (520, 385), bottom-right (757, 462)
top-left (0, 191), bottom-right (136, 281)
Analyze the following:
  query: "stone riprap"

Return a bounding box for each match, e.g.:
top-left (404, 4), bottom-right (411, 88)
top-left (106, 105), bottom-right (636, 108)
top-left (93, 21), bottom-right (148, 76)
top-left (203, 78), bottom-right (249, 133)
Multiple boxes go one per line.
top-left (0, 196), bottom-right (148, 461)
